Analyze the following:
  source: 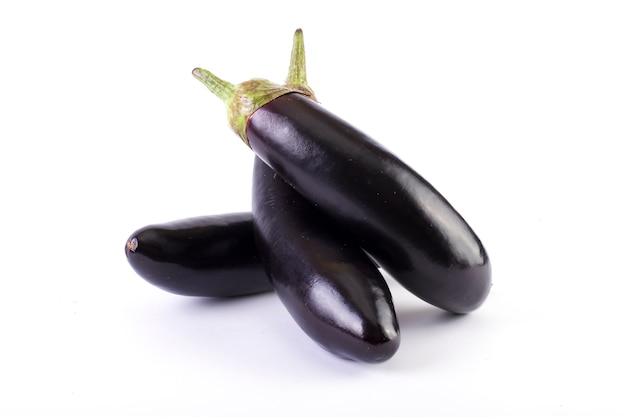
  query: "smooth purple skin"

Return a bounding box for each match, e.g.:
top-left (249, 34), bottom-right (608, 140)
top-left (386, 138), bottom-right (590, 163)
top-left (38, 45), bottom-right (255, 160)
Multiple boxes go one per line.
top-left (252, 158), bottom-right (400, 363)
top-left (125, 214), bottom-right (272, 297)
top-left (247, 93), bottom-right (491, 314)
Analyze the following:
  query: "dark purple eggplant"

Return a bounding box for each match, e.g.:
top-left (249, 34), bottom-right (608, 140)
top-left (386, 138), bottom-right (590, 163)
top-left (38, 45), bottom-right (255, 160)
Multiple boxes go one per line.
top-left (193, 29), bottom-right (491, 314)
top-left (252, 157), bottom-right (399, 363)
top-left (125, 214), bottom-right (272, 297)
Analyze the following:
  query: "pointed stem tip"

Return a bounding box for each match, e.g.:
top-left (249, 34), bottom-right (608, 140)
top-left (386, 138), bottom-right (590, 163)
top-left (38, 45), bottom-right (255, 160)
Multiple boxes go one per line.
top-left (287, 28), bottom-right (307, 86)
top-left (286, 28), bottom-right (316, 100)
top-left (192, 67), bottom-right (235, 103)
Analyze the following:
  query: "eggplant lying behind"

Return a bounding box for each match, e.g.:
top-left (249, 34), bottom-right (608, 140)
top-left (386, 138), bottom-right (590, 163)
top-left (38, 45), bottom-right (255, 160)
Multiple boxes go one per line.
top-left (125, 214), bottom-right (272, 297)
top-left (252, 158), bottom-right (400, 362)
top-left (192, 29), bottom-right (491, 314)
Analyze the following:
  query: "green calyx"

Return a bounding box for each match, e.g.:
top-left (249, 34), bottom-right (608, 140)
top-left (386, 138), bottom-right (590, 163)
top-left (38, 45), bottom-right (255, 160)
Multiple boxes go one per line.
top-left (192, 28), bottom-right (317, 147)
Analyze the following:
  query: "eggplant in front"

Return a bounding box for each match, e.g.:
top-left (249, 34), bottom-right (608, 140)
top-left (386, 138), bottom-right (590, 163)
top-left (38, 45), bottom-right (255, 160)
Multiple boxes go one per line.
top-left (252, 158), bottom-right (400, 363)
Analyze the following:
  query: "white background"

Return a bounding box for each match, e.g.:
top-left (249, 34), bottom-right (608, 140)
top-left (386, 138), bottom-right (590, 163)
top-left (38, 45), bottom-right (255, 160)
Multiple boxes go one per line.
top-left (1, 1), bottom-right (625, 415)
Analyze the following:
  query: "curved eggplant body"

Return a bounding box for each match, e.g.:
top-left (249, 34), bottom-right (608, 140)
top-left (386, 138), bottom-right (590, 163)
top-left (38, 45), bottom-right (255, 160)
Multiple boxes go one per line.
top-left (252, 158), bottom-right (400, 362)
top-left (247, 93), bottom-right (491, 314)
top-left (125, 214), bottom-right (272, 297)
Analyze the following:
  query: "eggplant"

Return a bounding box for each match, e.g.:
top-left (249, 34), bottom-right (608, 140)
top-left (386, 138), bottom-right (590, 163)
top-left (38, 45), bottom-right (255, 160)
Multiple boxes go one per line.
top-left (252, 157), bottom-right (399, 363)
top-left (125, 214), bottom-right (272, 297)
top-left (125, 213), bottom-right (380, 297)
top-left (193, 29), bottom-right (491, 314)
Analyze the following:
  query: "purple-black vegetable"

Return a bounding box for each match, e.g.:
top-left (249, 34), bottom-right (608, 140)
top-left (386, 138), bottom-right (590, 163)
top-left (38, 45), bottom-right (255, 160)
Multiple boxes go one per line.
top-left (125, 214), bottom-right (271, 297)
top-left (193, 29), bottom-right (491, 314)
top-left (252, 157), bottom-right (399, 362)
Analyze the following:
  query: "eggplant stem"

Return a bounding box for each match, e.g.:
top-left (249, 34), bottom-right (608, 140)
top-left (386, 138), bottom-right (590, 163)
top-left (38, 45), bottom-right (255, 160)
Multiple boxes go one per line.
top-left (286, 29), bottom-right (307, 86)
top-left (285, 29), bottom-right (316, 100)
top-left (192, 29), bottom-right (317, 146)
top-left (192, 68), bottom-right (235, 103)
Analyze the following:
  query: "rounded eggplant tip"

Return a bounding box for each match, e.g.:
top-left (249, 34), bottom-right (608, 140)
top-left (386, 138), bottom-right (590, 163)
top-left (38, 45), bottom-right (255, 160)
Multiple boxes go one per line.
top-left (125, 237), bottom-right (138, 256)
top-left (340, 338), bottom-right (400, 364)
top-left (365, 330), bottom-right (401, 364)
top-left (334, 323), bottom-right (400, 363)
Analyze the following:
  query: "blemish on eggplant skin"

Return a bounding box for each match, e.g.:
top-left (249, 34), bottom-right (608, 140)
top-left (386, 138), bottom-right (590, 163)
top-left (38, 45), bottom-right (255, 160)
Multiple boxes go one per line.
top-left (127, 237), bottom-right (138, 252)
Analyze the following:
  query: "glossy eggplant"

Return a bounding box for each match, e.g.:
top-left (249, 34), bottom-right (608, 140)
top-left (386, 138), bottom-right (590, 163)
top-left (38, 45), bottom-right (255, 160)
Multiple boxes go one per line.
top-left (125, 214), bottom-right (272, 297)
top-left (252, 157), bottom-right (399, 362)
top-left (193, 29), bottom-right (491, 314)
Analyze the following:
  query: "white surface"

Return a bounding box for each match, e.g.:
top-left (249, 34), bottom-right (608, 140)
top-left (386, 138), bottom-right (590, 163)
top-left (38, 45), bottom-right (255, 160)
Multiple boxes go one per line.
top-left (2, 1), bottom-right (625, 415)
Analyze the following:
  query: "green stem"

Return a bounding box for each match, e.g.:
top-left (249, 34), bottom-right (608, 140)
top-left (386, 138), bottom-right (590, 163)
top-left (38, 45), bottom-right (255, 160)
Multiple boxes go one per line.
top-left (192, 29), bottom-right (317, 147)
top-left (286, 29), bottom-right (306, 86)
top-left (285, 28), bottom-right (316, 100)
top-left (191, 68), bottom-right (235, 103)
